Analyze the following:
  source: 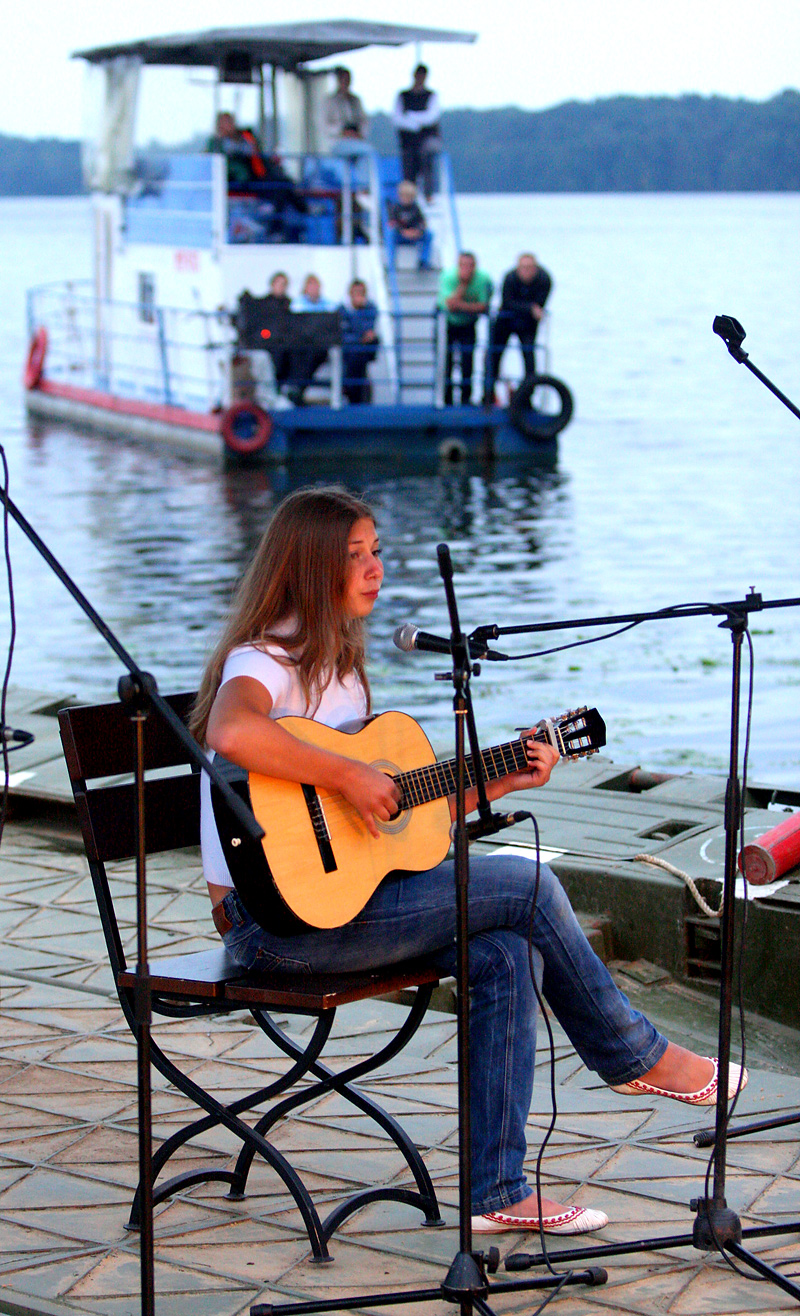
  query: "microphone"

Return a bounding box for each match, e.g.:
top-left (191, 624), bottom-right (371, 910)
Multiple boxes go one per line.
top-left (713, 314), bottom-right (748, 361)
top-left (393, 623), bottom-right (452, 655)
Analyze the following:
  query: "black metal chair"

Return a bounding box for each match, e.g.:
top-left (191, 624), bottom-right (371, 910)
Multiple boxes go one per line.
top-left (58, 693), bottom-right (443, 1260)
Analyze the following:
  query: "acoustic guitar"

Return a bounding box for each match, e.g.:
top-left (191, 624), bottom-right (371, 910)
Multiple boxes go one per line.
top-left (212, 707), bottom-right (605, 932)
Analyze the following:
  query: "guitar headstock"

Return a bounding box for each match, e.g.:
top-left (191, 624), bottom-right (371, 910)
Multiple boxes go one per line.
top-left (538, 707), bottom-right (606, 760)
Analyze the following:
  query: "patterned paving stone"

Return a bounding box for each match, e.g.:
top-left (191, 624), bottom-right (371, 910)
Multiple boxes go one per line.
top-left (2, 811), bottom-right (800, 1316)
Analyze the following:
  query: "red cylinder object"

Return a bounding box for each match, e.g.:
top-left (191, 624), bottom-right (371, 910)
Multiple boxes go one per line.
top-left (738, 811), bottom-right (800, 885)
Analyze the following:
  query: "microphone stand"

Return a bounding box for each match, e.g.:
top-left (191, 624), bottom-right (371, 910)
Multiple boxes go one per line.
top-left (0, 483), bottom-right (264, 1316)
top-left (466, 589), bottom-right (800, 1304)
top-left (712, 314), bottom-right (800, 421)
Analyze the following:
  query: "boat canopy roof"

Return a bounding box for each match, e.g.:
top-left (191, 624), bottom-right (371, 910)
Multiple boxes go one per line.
top-left (74, 20), bottom-right (476, 71)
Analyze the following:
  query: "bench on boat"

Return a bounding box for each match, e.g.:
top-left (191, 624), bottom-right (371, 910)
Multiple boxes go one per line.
top-left (57, 692), bottom-right (443, 1260)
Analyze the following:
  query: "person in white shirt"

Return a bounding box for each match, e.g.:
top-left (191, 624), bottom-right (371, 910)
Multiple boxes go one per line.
top-left (192, 485), bottom-right (746, 1238)
top-left (325, 67), bottom-right (368, 146)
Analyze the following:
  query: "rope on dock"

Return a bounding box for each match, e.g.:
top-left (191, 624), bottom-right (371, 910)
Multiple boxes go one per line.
top-left (632, 853), bottom-right (723, 919)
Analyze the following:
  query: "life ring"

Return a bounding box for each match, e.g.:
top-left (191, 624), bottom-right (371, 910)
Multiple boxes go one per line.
top-left (508, 372), bottom-right (574, 440)
top-left (221, 401), bottom-right (272, 456)
top-left (24, 327), bottom-right (48, 390)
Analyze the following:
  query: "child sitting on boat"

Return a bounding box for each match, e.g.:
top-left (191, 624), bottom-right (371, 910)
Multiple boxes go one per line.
top-left (386, 181), bottom-right (433, 270)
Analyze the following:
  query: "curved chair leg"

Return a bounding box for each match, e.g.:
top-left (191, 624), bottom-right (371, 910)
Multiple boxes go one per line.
top-left (137, 1030), bottom-right (331, 1259)
top-left (127, 1010), bottom-right (336, 1227)
top-left (322, 1187), bottom-right (444, 1243)
top-left (239, 986), bottom-right (442, 1235)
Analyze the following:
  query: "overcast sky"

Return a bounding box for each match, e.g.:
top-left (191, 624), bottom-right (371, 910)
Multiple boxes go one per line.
top-left (4, 0), bottom-right (800, 141)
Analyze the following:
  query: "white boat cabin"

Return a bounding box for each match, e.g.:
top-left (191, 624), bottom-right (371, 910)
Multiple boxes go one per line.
top-left (30, 21), bottom-right (476, 415)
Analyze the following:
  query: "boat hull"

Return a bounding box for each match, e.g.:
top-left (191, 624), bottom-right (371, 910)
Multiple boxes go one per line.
top-left (25, 380), bottom-right (561, 462)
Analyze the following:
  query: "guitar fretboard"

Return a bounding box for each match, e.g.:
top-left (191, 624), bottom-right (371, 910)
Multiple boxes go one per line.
top-left (394, 729), bottom-right (548, 811)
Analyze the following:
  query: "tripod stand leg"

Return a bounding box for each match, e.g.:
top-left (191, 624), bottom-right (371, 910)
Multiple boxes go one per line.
top-left (729, 1242), bottom-right (800, 1301)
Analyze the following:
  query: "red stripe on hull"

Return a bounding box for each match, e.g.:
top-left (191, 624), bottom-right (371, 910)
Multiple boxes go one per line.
top-left (33, 380), bottom-right (221, 433)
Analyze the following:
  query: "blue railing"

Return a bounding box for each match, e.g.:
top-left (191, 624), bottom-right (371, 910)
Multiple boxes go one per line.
top-left (125, 154), bottom-right (215, 248)
top-left (27, 283), bottom-right (233, 412)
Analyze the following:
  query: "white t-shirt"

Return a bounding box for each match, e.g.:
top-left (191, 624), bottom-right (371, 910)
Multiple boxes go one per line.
top-left (201, 641), bottom-right (367, 889)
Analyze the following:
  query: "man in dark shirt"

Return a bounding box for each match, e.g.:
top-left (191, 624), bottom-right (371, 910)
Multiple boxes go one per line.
top-left (484, 253), bottom-right (552, 403)
top-left (392, 65), bottom-right (441, 201)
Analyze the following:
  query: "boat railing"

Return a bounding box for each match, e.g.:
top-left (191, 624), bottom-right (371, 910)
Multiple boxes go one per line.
top-left (121, 147), bottom-right (457, 255)
top-left (29, 282), bottom-right (545, 413)
top-left (122, 147), bottom-right (388, 249)
top-left (27, 282), bottom-right (235, 413)
top-left (438, 154), bottom-right (462, 265)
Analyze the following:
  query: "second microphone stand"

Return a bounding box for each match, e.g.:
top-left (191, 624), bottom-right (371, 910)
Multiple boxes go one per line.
top-left (473, 590), bottom-right (800, 1304)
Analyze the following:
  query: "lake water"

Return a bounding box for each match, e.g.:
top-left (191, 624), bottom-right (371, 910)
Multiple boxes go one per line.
top-left (3, 193), bottom-right (800, 783)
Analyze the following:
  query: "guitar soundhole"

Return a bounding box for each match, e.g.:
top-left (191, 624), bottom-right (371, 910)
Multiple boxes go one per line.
top-left (372, 759), bottom-right (411, 835)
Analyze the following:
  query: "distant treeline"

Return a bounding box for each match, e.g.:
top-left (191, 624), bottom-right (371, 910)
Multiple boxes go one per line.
top-left (0, 136), bottom-right (83, 196)
top-left (372, 90), bottom-right (800, 192)
top-left (2, 90), bottom-right (800, 196)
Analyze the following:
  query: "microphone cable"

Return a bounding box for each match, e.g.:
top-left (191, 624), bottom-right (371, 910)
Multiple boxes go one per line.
top-left (468, 599), bottom-right (732, 664)
top-left (523, 812), bottom-right (566, 1279)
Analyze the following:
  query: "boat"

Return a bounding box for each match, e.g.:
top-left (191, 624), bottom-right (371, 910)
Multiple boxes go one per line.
top-left (22, 20), bottom-right (575, 464)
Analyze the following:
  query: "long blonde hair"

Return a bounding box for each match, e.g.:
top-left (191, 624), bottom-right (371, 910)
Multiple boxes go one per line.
top-left (191, 486), bottom-right (375, 744)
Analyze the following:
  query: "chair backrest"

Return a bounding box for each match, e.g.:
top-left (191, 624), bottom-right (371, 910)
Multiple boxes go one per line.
top-left (58, 692), bottom-right (199, 978)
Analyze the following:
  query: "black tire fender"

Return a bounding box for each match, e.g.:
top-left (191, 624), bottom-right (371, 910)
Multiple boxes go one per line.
top-left (508, 373), bottom-right (573, 439)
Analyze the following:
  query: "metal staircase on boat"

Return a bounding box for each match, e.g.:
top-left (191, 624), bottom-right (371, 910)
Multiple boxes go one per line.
top-left (388, 251), bottom-right (441, 406)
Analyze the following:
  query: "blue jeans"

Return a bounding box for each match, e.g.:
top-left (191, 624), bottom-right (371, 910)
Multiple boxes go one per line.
top-left (386, 226), bottom-right (433, 268)
top-left (219, 854), bottom-right (666, 1213)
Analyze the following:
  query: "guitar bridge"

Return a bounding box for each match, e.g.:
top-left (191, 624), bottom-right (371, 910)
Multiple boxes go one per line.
top-left (301, 784), bottom-right (338, 873)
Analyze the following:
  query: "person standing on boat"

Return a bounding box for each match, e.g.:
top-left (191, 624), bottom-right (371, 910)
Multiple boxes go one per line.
top-left (438, 252), bottom-right (493, 406)
top-left (484, 253), bottom-right (552, 404)
top-left (192, 484), bottom-right (747, 1237)
top-left (392, 65), bottom-right (441, 202)
top-left (339, 280), bottom-right (379, 405)
top-left (325, 67), bottom-right (368, 146)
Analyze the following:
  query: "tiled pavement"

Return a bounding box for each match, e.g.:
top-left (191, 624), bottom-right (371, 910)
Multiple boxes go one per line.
top-left (2, 819), bottom-right (800, 1316)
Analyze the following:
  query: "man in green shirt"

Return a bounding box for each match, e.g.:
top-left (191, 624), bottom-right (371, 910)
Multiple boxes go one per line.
top-left (438, 252), bottom-right (493, 405)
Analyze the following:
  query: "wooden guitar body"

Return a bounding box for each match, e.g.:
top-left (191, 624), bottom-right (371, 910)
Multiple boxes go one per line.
top-left (211, 704), bottom-right (604, 933)
top-left (248, 713), bottom-right (451, 928)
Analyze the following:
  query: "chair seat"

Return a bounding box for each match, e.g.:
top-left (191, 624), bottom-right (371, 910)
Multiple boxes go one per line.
top-left (118, 948), bottom-right (440, 1011)
top-left (118, 946), bottom-right (247, 998)
top-left (225, 957), bottom-right (440, 1011)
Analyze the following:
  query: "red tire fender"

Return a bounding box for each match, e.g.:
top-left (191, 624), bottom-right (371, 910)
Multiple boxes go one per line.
top-left (220, 401), bottom-right (272, 455)
top-left (24, 327), bottom-right (48, 390)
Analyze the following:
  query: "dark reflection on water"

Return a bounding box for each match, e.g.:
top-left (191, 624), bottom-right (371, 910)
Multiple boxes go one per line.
top-left (12, 421), bottom-right (570, 751)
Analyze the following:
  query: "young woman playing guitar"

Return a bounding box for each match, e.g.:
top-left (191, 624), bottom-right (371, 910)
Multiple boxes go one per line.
top-left (192, 486), bottom-right (745, 1236)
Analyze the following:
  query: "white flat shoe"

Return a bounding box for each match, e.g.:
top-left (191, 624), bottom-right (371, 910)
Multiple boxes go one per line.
top-left (610, 1057), bottom-right (748, 1106)
top-left (472, 1205), bottom-right (609, 1235)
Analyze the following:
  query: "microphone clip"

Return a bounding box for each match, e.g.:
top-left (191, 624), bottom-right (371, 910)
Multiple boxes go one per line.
top-left (452, 809), bottom-right (533, 843)
top-left (713, 314), bottom-right (749, 363)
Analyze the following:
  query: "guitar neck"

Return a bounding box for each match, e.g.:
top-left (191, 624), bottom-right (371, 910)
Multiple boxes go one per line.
top-left (395, 727), bottom-right (550, 811)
